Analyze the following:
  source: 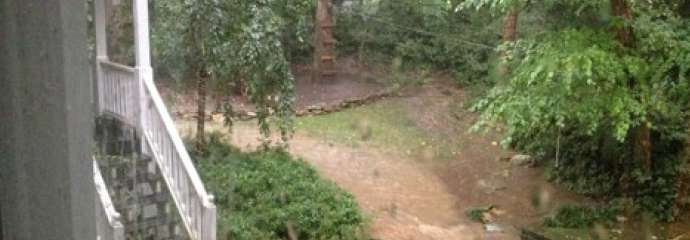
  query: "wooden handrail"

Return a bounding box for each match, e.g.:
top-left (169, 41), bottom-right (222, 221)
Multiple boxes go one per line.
top-left (94, 159), bottom-right (125, 240)
top-left (140, 73), bottom-right (216, 240)
top-left (142, 75), bottom-right (213, 205)
top-left (100, 60), bottom-right (135, 73)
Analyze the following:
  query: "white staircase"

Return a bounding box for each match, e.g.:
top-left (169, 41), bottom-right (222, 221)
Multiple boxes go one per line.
top-left (93, 0), bottom-right (216, 239)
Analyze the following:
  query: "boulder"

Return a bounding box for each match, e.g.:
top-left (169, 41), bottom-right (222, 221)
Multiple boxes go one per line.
top-left (510, 154), bottom-right (534, 167)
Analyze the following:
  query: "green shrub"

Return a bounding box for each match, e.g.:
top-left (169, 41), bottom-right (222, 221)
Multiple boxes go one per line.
top-left (194, 134), bottom-right (369, 240)
top-left (465, 205), bottom-right (495, 223)
top-left (543, 203), bottom-right (623, 228)
top-left (472, 18), bottom-right (690, 219)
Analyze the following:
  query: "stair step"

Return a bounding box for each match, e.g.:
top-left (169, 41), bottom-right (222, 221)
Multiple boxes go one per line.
top-left (321, 70), bottom-right (337, 76)
top-left (106, 173), bottom-right (163, 189)
top-left (129, 215), bottom-right (179, 230)
top-left (98, 157), bottom-right (152, 169)
top-left (115, 191), bottom-right (171, 209)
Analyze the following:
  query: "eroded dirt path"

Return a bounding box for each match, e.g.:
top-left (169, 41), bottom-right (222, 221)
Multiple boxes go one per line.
top-left (230, 124), bottom-right (487, 240)
top-left (176, 79), bottom-right (582, 240)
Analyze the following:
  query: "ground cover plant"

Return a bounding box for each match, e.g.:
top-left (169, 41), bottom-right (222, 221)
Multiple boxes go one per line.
top-left (194, 134), bottom-right (369, 240)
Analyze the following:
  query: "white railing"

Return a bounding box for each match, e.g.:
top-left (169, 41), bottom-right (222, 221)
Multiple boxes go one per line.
top-left (96, 59), bottom-right (216, 240)
top-left (98, 60), bottom-right (139, 126)
top-left (141, 75), bottom-right (216, 240)
top-left (94, 159), bottom-right (125, 240)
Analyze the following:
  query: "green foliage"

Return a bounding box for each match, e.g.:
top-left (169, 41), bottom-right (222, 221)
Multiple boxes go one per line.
top-left (153, 0), bottom-right (316, 142)
top-left (334, 0), bottom-right (501, 85)
top-left (474, 29), bottom-right (646, 142)
top-left (543, 202), bottom-right (623, 228)
top-left (238, 4), bottom-right (297, 142)
top-left (633, 150), bottom-right (687, 221)
top-left (472, 1), bottom-right (690, 220)
top-left (195, 134), bottom-right (369, 240)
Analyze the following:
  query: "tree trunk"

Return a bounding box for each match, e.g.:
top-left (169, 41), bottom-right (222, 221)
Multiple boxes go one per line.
top-left (498, 6), bottom-right (519, 77)
top-left (611, 0), bottom-right (635, 48)
top-left (611, 0), bottom-right (652, 180)
top-left (502, 7), bottom-right (519, 43)
top-left (312, 0), bottom-right (336, 82)
top-left (679, 122), bottom-right (690, 211)
top-left (195, 70), bottom-right (208, 153)
top-left (633, 124), bottom-right (652, 174)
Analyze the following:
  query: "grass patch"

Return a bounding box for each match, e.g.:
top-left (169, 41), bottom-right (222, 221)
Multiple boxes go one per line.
top-left (195, 134), bottom-right (369, 240)
top-left (539, 227), bottom-right (595, 240)
top-left (543, 203), bottom-right (621, 229)
top-left (296, 100), bottom-right (427, 152)
top-left (295, 99), bottom-right (473, 161)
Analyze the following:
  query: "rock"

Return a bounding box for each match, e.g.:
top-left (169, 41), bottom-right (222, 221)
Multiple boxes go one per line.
top-left (510, 154), bottom-right (534, 167)
top-left (477, 179), bottom-right (507, 193)
top-left (306, 104), bottom-right (323, 111)
top-left (323, 104), bottom-right (337, 113)
top-left (616, 215), bottom-right (628, 223)
top-left (484, 223), bottom-right (504, 233)
top-left (489, 207), bottom-right (506, 216)
top-left (482, 212), bottom-right (495, 223)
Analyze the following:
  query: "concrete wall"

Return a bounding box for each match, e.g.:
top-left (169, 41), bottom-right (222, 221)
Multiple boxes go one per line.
top-left (0, 0), bottom-right (96, 239)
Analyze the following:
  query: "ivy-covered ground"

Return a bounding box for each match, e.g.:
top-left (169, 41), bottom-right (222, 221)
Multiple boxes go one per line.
top-left (192, 136), bottom-right (369, 240)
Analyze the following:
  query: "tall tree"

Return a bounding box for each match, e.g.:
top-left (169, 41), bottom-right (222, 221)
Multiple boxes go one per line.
top-left (153, 0), bottom-right (313, 151)
top-left (610, 0), bottom-right (652, 178)
top-left (187, 2), bottom-right (212, 153)
top-left (501, 6), bottom-right (519, 43)
top-left (461, 0), bottom-right (526, 76)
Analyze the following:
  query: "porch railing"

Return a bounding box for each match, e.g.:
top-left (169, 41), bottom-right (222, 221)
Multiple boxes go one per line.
top-left (96, 59), bottom-right (216, 240)
top-left (94, 159), bottom-right (125, 240)
top-left (98, 60), bottom-right (138, 126)
top-left (140, 68), bottom-right (217, 240)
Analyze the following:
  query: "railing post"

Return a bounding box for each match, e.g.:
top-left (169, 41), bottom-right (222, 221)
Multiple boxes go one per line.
top-left (94, 0), bottom-right (108, 113)
top-left (133, 0), bottom-right (151, 69)
top-left (204, 196), bottom-right (217, 240)
top-left (133, 0), bottom-right (153, 151)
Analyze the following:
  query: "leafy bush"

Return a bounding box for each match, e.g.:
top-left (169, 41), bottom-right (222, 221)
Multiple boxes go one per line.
top-left (194, 135), bottom-right (369, 240)
top-left (543, 203), bottom-right (623, 228)
top-left (472, 3), bottom-right (690, 221)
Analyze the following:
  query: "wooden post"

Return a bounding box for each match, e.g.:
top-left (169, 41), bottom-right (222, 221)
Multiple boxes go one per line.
top-left (95, 0), bottom-right (108, 60)
top-left (95, 0), bottom-right (108, 113)
top-left (133, 0), bottom-right (153, 151)
top-left (133, 0), bottom-right (152, 69)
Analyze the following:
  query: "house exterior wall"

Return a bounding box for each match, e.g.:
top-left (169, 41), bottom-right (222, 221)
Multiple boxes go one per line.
top-left (0, 0), bottom-right (96, 239)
